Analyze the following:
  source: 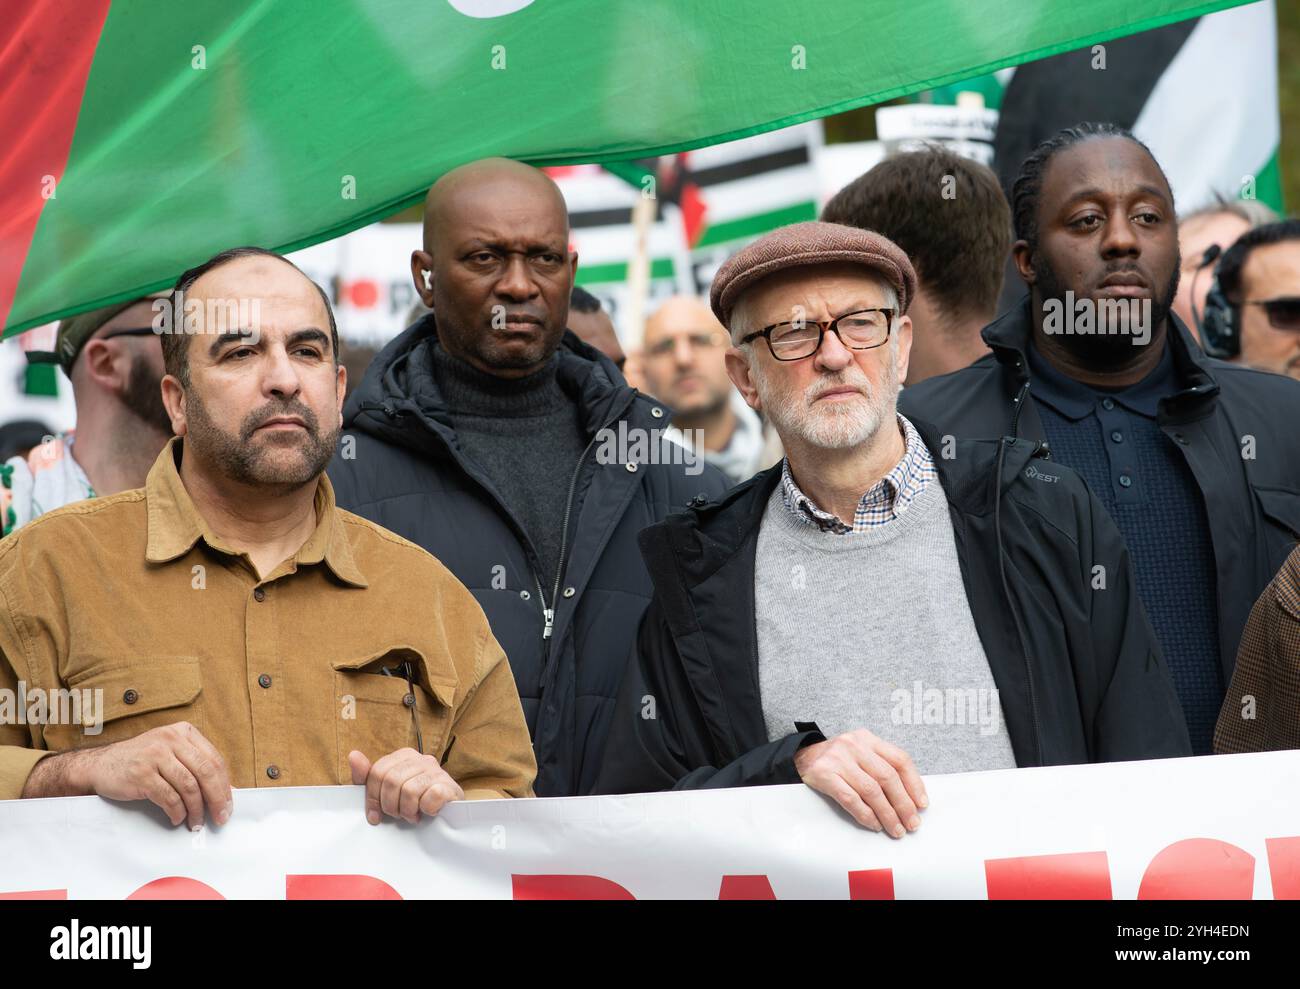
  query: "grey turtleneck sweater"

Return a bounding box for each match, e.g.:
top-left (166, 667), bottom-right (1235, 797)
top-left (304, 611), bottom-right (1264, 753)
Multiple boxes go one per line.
top-left (430, 341), bottom-right (590, 589)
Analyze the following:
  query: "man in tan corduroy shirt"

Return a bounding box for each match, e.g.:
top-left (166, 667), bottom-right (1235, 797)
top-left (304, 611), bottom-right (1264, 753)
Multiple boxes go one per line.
top-left (1214, 544), bottom-right (1300, 753)
top-left (0, 247), bottom-right (536, 828)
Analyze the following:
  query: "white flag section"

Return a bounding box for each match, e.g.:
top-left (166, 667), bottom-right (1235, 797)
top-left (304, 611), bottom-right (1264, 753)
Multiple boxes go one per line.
top-left (287, 224), bottom-right (424, 347)
top-left (1134, 0), bottom-right (1280, 211)
top-left (3, 752), bottom-right (1299, 900)
top-left (552, 123), bottom-right (824, 329)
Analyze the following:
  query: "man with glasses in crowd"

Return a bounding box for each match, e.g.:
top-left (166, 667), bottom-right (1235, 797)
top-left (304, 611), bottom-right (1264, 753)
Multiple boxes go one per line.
top-left (640, 295), bottom-right (771, 484)
top-left (1171, 196), bottom-right (1277, 340)
top-left (1212, 219), bottom-right (1300, 380)
top-left (2, 296), bottom-right (173, 535)
top-left (596, 222), bottom-right (1189, 833)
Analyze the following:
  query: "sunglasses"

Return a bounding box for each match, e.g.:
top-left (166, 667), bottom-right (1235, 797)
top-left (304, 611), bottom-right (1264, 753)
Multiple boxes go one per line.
top-left (1244, 297), bottom-right (1300, 331)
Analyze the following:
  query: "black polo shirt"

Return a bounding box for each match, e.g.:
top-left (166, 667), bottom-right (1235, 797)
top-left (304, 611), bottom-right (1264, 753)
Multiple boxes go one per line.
top-left (1026, 341), bottom-right (1222, 754)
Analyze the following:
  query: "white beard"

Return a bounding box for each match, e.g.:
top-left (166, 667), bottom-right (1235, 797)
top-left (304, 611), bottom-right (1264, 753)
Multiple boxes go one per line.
top-left (752, 347), bottom-right (899, 451)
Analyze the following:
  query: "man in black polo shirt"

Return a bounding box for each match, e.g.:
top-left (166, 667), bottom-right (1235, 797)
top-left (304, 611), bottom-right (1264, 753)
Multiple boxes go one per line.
top-left (900, 122), bottom-right (1300, 754)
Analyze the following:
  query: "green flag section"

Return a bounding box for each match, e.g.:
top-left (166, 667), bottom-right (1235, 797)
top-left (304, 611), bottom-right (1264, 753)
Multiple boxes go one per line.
top-left (1, 0), bottom-right (1255, 338)
top-left (1129, 0), bottom-right (1283, 212)
top-left (23, 363), bottom-right (58, 398)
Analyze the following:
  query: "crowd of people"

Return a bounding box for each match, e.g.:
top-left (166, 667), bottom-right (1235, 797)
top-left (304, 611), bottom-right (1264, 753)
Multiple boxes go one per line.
top-left (1, 121), bottom-right (1298, 835)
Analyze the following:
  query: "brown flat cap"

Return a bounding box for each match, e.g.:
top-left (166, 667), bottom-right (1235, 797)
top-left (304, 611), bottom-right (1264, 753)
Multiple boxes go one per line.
top-left (709, 221), bottom-right (918, 328)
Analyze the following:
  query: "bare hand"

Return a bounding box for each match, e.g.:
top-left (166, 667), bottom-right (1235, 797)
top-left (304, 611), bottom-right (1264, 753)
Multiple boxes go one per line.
top-left (793, 728), bottom-right (927, 837)
top-left (348, 748), bottom-right (464, 825)
top-left (23, 721), bottom-right (233, 830)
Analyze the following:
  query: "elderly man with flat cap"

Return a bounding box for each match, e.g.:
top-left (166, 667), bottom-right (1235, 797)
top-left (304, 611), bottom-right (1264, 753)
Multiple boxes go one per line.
top-left (2, 296), bottom-right (172, 535)
top-left (596, 222), bottom-right (1190, 834)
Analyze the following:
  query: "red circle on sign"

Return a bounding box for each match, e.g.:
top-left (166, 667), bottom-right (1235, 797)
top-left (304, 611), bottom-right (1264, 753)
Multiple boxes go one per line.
top-left (346, 280), bottom-right (380, 308)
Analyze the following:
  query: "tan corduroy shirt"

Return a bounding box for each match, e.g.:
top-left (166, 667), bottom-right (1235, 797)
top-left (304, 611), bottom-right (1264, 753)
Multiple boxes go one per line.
top-left (1214, 543), bottom-right (1300, 754)
top-left (0, 438), bottom-right (536, 801)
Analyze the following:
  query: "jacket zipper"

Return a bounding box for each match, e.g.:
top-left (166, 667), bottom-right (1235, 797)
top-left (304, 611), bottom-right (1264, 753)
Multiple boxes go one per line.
top-left (538, 391), bottom-right (637, 646)
top-left (369, 399), bottom-right (560, 644)
top-left (1002, 369), bottom-right (1043, 764)
top-left (537, 572), bottom-right (554, 640)
top-left (542, 430), bottom-right (602, 640)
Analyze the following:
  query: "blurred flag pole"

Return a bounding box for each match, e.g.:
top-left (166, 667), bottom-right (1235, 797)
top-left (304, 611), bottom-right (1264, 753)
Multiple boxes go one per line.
top-left (623, 194), bottom-right (656, 350)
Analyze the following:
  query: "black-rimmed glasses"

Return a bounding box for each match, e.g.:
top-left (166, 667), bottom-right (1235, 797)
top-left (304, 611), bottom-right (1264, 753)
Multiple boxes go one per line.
top-left (739, 308), bottom-right (896, 361)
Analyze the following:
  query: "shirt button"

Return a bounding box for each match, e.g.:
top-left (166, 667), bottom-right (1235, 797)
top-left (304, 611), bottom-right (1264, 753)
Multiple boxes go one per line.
top-left (1110, 430), bottom-right (1124, 443)
top-left (257, 674), bottom-right (272, 689)
top-left (266, 765), bottom-right (280, 780)
top-left (253, 587), bottom-right (266, 602)
top-left (1119, 474), bottom-right (1133, 488)
top-left (122, 688), bottom-right (139, 705)
top-left (402, 693), bottom-right (416, 708)
top-left (1101, 398), bottom-right (1115, 411)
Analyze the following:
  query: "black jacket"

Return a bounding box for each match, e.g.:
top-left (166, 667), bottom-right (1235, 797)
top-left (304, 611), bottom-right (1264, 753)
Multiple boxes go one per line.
top-left (328, 315), bottom-right (729, 797)
top-left (899, 298), bottom-right (1300, 681)
top-left (594, 417), bottom-right (1191, 794)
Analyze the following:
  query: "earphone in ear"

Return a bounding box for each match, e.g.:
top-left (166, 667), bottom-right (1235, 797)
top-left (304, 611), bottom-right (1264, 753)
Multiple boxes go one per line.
top-left (422, 270), bottom-right (432, 290)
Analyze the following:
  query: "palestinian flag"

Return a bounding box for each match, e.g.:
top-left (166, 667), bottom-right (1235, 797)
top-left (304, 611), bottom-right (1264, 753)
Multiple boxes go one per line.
top-left (2, 0), bottom-right (1255, 337)
top-left (549, 164), bottom-right (687, 298)
top-left (602, 123), bottom-right (823, 252)
top-left (552, 122), bottom-right (822, 326)
top-left (994, 0), bottom-right (1283, 212)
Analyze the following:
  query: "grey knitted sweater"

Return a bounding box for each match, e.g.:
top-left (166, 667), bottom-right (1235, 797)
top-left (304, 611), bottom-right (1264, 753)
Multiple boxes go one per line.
top-left (754, 475), bottom-right (1017, 775)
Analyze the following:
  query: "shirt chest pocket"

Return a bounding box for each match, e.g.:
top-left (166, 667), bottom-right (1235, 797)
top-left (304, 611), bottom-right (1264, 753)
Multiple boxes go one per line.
top-left (331, 646), bottom-right (458, 779)
top-left (1256, 486), bottom-right (1300, 542)
top-left (58, 657), bottom-right (204, 751)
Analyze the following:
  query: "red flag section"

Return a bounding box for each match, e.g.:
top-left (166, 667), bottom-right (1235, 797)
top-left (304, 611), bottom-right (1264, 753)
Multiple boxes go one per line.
top-left (0, 0), bottom-right (111, 330)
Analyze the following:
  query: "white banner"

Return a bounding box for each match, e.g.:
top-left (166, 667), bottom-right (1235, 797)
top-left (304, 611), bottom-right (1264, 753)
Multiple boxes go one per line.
top-left (2, 752), bottom-right (1298, 900)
